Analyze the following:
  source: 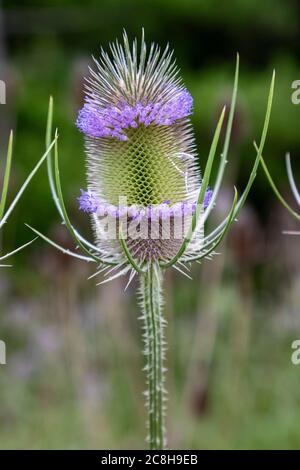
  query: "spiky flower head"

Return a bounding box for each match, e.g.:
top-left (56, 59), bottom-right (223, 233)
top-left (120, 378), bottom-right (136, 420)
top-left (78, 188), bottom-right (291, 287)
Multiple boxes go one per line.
top-left (76, 31), bottom-right (210, 265)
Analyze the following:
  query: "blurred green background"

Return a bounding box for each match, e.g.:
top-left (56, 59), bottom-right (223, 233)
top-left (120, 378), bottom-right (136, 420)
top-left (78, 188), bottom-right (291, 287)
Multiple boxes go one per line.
top-left (0, 0), bottom-right (300, 449)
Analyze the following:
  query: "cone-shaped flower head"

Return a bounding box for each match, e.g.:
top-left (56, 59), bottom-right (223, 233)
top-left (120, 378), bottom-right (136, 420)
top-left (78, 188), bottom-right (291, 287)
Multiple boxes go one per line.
top-left (77, 31), bottom-right (208, 264)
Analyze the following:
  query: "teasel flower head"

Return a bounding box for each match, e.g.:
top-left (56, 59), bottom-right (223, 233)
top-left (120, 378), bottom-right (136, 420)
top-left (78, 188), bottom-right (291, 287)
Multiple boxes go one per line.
top-left (36, 31), bottom-right (274, 449)
top-left (75, 30), bottom-right (213, 270)
top-left (67, 31), bottom-right (272, 281)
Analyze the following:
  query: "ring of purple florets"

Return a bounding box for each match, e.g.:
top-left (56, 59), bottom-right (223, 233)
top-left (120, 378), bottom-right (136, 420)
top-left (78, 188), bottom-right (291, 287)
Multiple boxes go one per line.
top-left (76, 90), bottom-right (193, 141)
top-left (78, 189), bottom-right (213, 220)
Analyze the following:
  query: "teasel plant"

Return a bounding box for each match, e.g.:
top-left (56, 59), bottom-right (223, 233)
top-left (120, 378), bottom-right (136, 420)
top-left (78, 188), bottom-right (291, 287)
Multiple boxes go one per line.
top-left (0, 130), bottom-right (57, 266)
top-left (27, 31), bottom-right (275, 449)
top-left (256, 145), bottom-right (300, 231)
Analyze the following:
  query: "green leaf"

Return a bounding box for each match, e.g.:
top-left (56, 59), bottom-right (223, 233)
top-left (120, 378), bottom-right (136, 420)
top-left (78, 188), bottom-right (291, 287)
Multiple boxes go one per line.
top-left (184, 187), bottom-right (238, 263)
top-left (45, 97), bottom-right (114, 259)
top-left (0, 135), bottom-right (58, 230)
top-left (0, 237), bottom-right (37, 262)
top-left (205, 70), bottom-right (276, 246)
top-left (25, 223), bottom-right (96, 262)
top-left (0, 131), bottom-right (13, 221)
top-left (119, 223), bottom-right (144, 274)
top-left (256, 145), bottom-right (300, 222)
top-left (286, 153), bottom-right (300, 207)
top-left (203, 53), bottom-right (239, 222)
top-left (53, 131), bottom-right (112, 265)
top-left (160, 105), bottom-right (226, 268)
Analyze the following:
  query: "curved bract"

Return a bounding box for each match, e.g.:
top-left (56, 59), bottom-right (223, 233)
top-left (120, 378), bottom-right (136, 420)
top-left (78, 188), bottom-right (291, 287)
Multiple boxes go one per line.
top-left (0, 130), bottom-right (57, 265)
top-left (258, 146), bottom-right (300, 228)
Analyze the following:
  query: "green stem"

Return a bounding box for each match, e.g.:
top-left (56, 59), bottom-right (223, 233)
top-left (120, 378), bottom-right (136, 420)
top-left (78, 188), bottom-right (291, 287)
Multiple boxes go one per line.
top-left (139, 263), bottom-right (166, 449)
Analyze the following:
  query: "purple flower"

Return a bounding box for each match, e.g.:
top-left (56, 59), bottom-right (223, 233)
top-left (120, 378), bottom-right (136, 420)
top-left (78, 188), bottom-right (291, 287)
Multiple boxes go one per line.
top-left (78, 188), bottom-right (213, 218)
top-left (76, 90), bottom-right (193, 141)
top-left (78, 190), bottom-right (98, 213)
top-left (190, 188), bottom-right (213, 214)
top-left (203, 188), bottom-right (213, 209)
